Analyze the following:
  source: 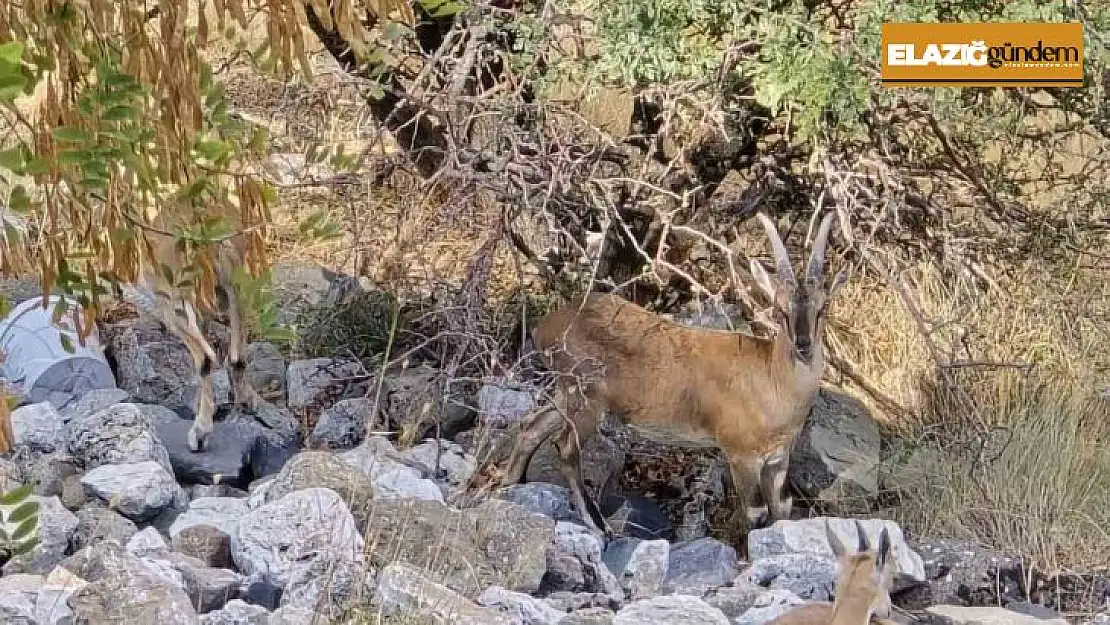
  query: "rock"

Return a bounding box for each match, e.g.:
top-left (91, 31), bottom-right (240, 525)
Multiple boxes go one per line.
top-left (67, 402), bottom-right (173, 473)
top-left (0, 456), bottom-right (24, 491)
top-left (375, 563), bottom-right (515, 625)
top-left (478, 381), bottom-right (537, 428)
top-left (926, 606), bottom-right (1069, 625)
top-left (544, 591), bottom-right (621, 613)
top-left (0, 573), bottom-right (42, 624)
top-left (127, 526), bottom-right (171, 558)
top-left (260, 451), bottom-right (375, 521)
top-left (601, 493), bottom-right (673, 541)
top-left (80, 460), bottom-right (185, 522)
top-left (146, 405), bottom-right (259, 487)
top-left (479, 585), bottom-right (566, 625)
top-left (735, 589), bottom-right (806, 625)
top-left (747, 517), bottom-right (925, 590)
top-left (2, 496), bottom-right (79, 575)
top-left (64, 540), bottom-right (200, 624)
top-left (269, 605), bottom-right (332, 624)
top-left (174, 524), bottom-right (234, 569)
top-left (10, 402), bottom-right (67, 452)
top-left (285, 358), bottom-right (366, 415)
top-left (742, 553), bottom-right (838, 600)
top-left (102, 317), bottom-right (202, 414)
top-left (561, 608), bottom-right (617, 625)
top-left (169, 553), bottom-right (242, 613)
top-left (382, 365), bottom-right (474, 445)
top-left (897, 539), bottom-right (1020, 609)
top-left (223, 403), bottom-right (300, 479)
top-left (613, 595), bottom-right (730, 625)
top-left (231, 488), bottom-right (365, 614)
top-left (703, 580), bottom-right (765, 620)
top-left (189, 484), bottom-right (249, 499)
top-left (371, 461), bottom-right (445, 503)
top-left (789, 390), bottom-right (881, 510)
top-left (61, 474), bottom-right (86, 510)
top-left (238, 576), bottom-right (283, 611)
top-left (500, 482), bottom-right (583, 523)
top-left (10, 448), bottom-right (79, 499)
top-left (170, 497), bottom-right (248, 540)
top-left (244, 342), bottom-right (286, 400)
top-left (662, 538), bottom-right (739, 596)
top-left (363, 498), bottom-right (554, 599)
top-left (398, 438), bottom-right (477, 492)
top-left (307, 397), bottom-right (373, 450)
top-left (602, 537), bottom-right (669, 600)
top-left (544, 522), bottom-right (622, 599)
top-left (268, 261), bottom-right (340, 326)
top-left (35, 567), bottom-right (87, 625)
top-left (199, 599), bottom-right (269, 624)
top-left (71, 506), bottom-right (139, 552)
top-left (59, 387), bottom-right (130, 422)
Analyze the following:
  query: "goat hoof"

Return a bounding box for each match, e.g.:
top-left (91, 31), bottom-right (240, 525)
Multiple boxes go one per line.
top-left (187, 427), bottom-right (210, 453)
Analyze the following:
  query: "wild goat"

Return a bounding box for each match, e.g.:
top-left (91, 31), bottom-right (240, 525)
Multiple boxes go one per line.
top-left (472, 211), bottom-right (844, 535)
top-left (766, 520), bottom-right (895, 625)
top-left (128, 230), bottom-right (262, 452)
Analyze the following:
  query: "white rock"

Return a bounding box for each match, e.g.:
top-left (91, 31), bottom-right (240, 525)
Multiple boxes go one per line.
top-left (613, 594), bottom-right (730, 625)
top-left (127, 527), bottom-right (171, 559)
top-left (80, 460), bottom-right (184, 522)
top-left (747, 517), bottom-right (925, 589)
top-left (231, 488), bottom-right (365, 612)
top-left (375, 563), bottom-right (514, 625)
top-left (169, 497), bottom-right (249, 539)
top-left (735, 589), bottom-right (806, 625)
top-left (10, 402), bottom-right (67, 453)
top-left (478, 585), bottom-right (565, 625)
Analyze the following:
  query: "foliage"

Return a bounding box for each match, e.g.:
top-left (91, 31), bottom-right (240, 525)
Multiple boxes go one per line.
top-left (0, 1), bottom-right (414, 341)
top-left (0, 483), bottom-right (39, 565)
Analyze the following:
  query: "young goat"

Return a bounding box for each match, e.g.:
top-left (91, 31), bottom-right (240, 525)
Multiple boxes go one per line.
top-left (767, 520), bottom-right (895, 625)
top-left (474, 211), bottom-right (844, 535)
top-left (129, 229), bottom-right (263, 452)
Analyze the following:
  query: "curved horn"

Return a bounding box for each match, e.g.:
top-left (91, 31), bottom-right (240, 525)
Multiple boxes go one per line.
top-left (804, 211), bottom-right (837, 287)
top-left (855, 519), bottom-right (871, 552)
top-left (755, 212), bottom-right (797, 289)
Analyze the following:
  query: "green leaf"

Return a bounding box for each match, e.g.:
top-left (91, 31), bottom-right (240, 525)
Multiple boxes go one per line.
top-left (0, 484), bottom-right (33, 506)
top-left (8, 185), bottom-right (31, 213)
top-left (0, 42), bottom-right (24, 67)
top-left (0, 146), bottom-right (28, 173)
top-left (59, 334), bottom-right (76, 354)
top-left (7, 501), bottom-right (38, 524)
top-left (0, 74), bottom-right (27, 103)
top-left (11, 517), bottom-right (37, 542)
top-left (102, 105), bottom-right (138, 121)
top-left (13, 536), bottom-right (39, 556)
top-left (51, 127), bottom-right (90, 143)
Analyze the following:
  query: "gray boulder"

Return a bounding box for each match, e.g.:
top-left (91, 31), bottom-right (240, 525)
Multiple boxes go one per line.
top-left (613, 595), bottom-right (730, 625)
top-left (544, 522), bottom-right (622, 599)
top-left (71, 506), bottom-right (139, 552)
top-left (80, 460), bottom-right (185, 522)
top-left (602, 537), bottom-right (669, 601)
top-left (10, 402), bottom-right (67, 453)
top-left (2, 496), bottom-right (79, 575)
top-left (789, 390), bottom-right (881, 510)
top-left (375, 563), bottom-right (514, 625)
top-left (67, 402), bottom-right (173, 473)
top-left (662, 537), bottom-right (739, 596)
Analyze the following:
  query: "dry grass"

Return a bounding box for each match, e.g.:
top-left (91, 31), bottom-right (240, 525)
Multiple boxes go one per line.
top-left (826, 248), bottom-right (1110, 572)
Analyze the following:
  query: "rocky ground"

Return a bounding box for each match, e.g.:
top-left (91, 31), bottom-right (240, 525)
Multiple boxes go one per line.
top-left (0, 266), bottom-right (1106, 625)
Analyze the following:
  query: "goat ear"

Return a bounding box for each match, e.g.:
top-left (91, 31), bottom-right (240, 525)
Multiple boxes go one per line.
top-left (825, 521), bottom-right (847, 558)
top-left (877, 527), bottom-right (892, 569)
top-left (749, 258), bottom-right (777, 301)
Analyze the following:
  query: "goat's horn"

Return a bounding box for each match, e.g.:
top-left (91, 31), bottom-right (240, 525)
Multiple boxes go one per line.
top-left (805, 211), bottom-right (836, 287)
top-left (854, 519), bottom-right (870, 552)
top-left (755, 212), bottom-right (797, 289)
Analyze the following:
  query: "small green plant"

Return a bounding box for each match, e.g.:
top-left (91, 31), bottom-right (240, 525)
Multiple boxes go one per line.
top-left (0, 483), bottom-right (40, 565)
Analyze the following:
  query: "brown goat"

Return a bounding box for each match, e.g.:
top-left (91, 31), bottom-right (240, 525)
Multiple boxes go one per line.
top-left (132, 230), bottom-right (262, 452)
top-left (766, 520), bottom-right (895, 625)
top-left (477, 211), bottom-right (844, 535)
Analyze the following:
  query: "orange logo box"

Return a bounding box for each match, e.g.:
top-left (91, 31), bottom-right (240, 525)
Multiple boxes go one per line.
top-left (881, 22), bottom-right (1084, 87)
